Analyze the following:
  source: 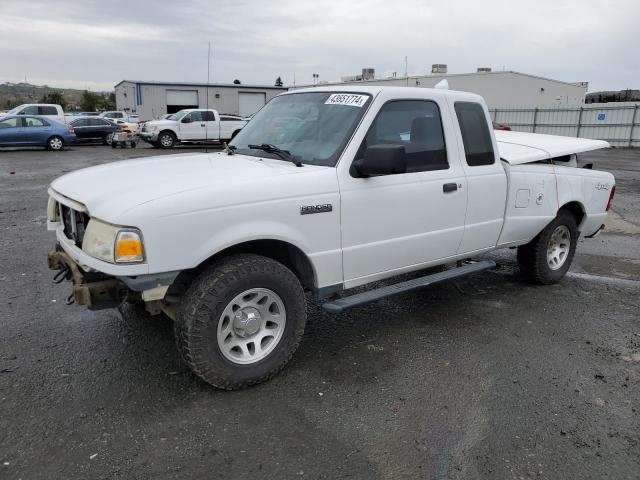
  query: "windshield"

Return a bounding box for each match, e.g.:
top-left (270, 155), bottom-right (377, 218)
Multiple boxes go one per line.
top-left (230, 92), bottom-right (371, 167)
top-left (171, 110), bottom-right (189, 121)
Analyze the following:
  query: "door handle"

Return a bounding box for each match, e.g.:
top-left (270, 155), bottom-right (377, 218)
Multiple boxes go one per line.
top-left (200, 123), bottom-right (205, 127)
top-left (443, 182), bottom-right (458, 193)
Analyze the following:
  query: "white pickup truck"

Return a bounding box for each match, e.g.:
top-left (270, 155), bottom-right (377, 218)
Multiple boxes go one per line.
top-left (139, 109), bottom-right (247, 148)
top-left (46, 86), bottom-right (615, 390)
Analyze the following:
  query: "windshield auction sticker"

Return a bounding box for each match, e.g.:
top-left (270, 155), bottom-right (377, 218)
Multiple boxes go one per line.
top-left (325, 94), bottom-right (368, 107)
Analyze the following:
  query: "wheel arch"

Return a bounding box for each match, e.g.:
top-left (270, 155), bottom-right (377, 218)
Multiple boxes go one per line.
top-left (158, 129), bottom-right (177, 139)
top-left (173, 239), bottom-right (317, 293)
top-left (558, 201), bottom-right (585, 229)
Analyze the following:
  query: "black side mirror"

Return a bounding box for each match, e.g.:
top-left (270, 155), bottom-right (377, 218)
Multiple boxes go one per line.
top-left (353, 145), bottom-right (406, 177)
top-left (182, 117), bottom-right (192, 124)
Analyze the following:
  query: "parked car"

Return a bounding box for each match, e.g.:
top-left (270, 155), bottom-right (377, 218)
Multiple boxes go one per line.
top-left (47, 86), bottom-right (615, 389)
top-left (68, 116), bottom-right (119, 145)
top-left (6, 104), bottom-right (65, 123)
top-left (140, 108), bottom-right (247, 148)
top-left (64, 112), bottom-right (97, 123)
top-left (100, 111), bottom-right (138, 122)
top-left (493, 122), bottom-right (512, 131)
top-left (0, 115), bottom-right (75, 150)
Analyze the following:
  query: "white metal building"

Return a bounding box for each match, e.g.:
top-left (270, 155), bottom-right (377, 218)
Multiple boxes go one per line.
top-left (115, 81), bottom-right (287, 120)
top-left (295, 70), bottom-right (587, 108)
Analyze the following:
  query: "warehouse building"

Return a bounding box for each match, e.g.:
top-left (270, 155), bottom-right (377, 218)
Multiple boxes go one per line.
top-left (114, 80), bottom-right (287, 120)
top-left (295, 66), bottom-right (588, 108)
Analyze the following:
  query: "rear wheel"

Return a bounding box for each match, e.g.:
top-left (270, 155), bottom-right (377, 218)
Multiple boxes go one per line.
top-left (517, 210), bottom-right (578, 284)
top-left (46, 136), bottom-right (64, 151)
top-left (158, 131), bottom-right (176, 148)
top-left (175, 254), bottom-right (306, 390)
top-left (104, 133), bottom-right (114, 145)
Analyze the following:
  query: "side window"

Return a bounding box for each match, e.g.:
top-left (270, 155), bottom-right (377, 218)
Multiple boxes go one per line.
top-left (205, 111), bottom-right (216, 121)
top-left (24, 117), bottom-right (47, 127)
top-left (188, 111), bottom-right (205, 122)
top-left (20, 106), bottom-right (39, 115)
top-left (71, 118), bottom-right (89, 127)
top-left (89, 118), bottom-right (109, 126)
top-left (357, 100), bottom-right (448, 173)
top-left (39, 106), bottom-right (58, 115)
top-left (454, 102), bottom-right (495, 166)
top-left (0, 118), bottom-right (20, 128)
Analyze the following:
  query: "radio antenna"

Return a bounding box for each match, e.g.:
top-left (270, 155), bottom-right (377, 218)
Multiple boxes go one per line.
top-left (205, 40), bottom-right (211, 153)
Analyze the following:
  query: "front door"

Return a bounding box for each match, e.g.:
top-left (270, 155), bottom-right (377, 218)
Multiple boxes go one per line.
top-left (339, 97), bottom-right (468, 287)
top-left (180, 111), bottom-right (207, 140)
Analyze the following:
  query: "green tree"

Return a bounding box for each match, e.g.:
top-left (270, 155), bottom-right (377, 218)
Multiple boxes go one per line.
top-left (274, 76), bottom-right (283, 87)
top-left (233, 79), bottom-right (241, 85)
top-left (80, 90), bottom-right (98, 112)
top-left (44, 89), bottom-right (66, 110)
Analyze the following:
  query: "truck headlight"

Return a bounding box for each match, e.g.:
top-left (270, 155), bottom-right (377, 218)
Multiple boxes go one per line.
top-left (82, 219), bottom-right (145, 264)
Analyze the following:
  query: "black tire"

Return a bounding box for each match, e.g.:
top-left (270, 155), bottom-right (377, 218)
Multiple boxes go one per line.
top-left (517, 210), bottom-right (578, 285)
top-left (158, 131), bottom-right (176, 149)
top-left (175, 254), bottom-right (306, 390)
top-left (46, 136), bottom-right (64, 151)
top-left (103, 133), bottom-right (114, 145)
top-left (131, 141), bottom-right (137, 148)
top-left (111, 142), bottom-right (117, 148)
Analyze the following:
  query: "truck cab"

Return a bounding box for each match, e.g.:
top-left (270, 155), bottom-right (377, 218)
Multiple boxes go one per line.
top-left (46, 86), bottom-right (615, 390)
top-left (6, 103), bottom-right (65, 123)
top-left (139, 108), bottom-right (247, 148)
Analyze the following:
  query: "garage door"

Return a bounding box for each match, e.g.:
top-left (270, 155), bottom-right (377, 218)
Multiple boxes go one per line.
top-left (239, 92), bottom-right (266, 117)
top-left (166, 90), bottom-right (199, 114)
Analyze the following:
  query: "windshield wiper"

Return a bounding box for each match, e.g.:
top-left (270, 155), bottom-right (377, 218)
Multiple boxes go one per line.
top-left (223, 142), bottom-right (236, 155)
top-left (248, 143), bottom-right (303, 167)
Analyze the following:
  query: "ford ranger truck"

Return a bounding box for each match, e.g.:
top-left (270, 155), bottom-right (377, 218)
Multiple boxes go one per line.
top-left (140, 108), bottom-right (246, 148)
top-left (47, 86), bottom-right (615, 389)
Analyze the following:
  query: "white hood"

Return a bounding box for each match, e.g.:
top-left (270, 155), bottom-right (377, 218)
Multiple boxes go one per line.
top-left (496, 130), bottom-right (609, 165)
top-left (50, 152), bottom-right (327, 220)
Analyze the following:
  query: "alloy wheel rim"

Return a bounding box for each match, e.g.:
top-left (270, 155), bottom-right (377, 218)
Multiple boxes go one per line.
top-left (50, 138), bottom-right (62, 150)
top-left (547, 225), bottom-right (571, 270)
top-left (160, 135), bottom-right (172, 146)
top-left (217, 288), bottom-right (286, 365)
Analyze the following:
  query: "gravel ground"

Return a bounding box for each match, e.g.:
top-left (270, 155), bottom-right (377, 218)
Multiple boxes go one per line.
top-left (0, 143), bottom-right (639, 479)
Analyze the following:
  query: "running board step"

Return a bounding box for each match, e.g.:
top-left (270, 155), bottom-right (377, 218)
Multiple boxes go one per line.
top-left (322, 260), bottom-right (497, 313)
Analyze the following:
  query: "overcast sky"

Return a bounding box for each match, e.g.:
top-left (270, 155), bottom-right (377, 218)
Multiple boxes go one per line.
top-left (1, 0), bottom-right (638, 92)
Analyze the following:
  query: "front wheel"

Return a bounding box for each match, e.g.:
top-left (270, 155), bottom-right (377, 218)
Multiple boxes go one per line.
top-left (158, 131), bottom-right (176, 148)
top-left (175, 254), bottom-right (306, 390)
top-left (46, 136), bottom-right (64, 151)
top-left (517, 210), bottom-right (578, 284)
top-left (104, 133), bottom-right (114, 145)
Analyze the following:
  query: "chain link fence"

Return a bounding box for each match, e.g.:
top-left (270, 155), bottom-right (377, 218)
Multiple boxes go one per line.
top-left (490, 102), bottom-right (640, 147)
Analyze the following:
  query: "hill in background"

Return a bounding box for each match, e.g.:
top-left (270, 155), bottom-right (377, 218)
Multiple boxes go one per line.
top-left (0, 82), bottom-right (115, 111)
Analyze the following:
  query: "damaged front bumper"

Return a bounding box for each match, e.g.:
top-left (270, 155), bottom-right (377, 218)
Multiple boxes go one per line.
top-left (48, 249), bottom-right (128, 309)
top-left (48, 248), bottom-right (179, 310)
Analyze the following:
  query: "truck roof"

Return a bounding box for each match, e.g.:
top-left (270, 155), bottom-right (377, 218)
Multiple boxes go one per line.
top-left (286, 85), bottom-right (481, 101)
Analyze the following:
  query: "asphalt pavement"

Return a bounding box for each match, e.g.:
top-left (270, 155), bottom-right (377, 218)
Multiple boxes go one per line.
top-left (1, 143), bottom-right (638, 479)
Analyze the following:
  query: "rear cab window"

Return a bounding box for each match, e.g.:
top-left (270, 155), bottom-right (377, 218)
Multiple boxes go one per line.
top-left (454, 102), bottom-right (495, 166)
top-left (39, 106), bottom-right (58, 116)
